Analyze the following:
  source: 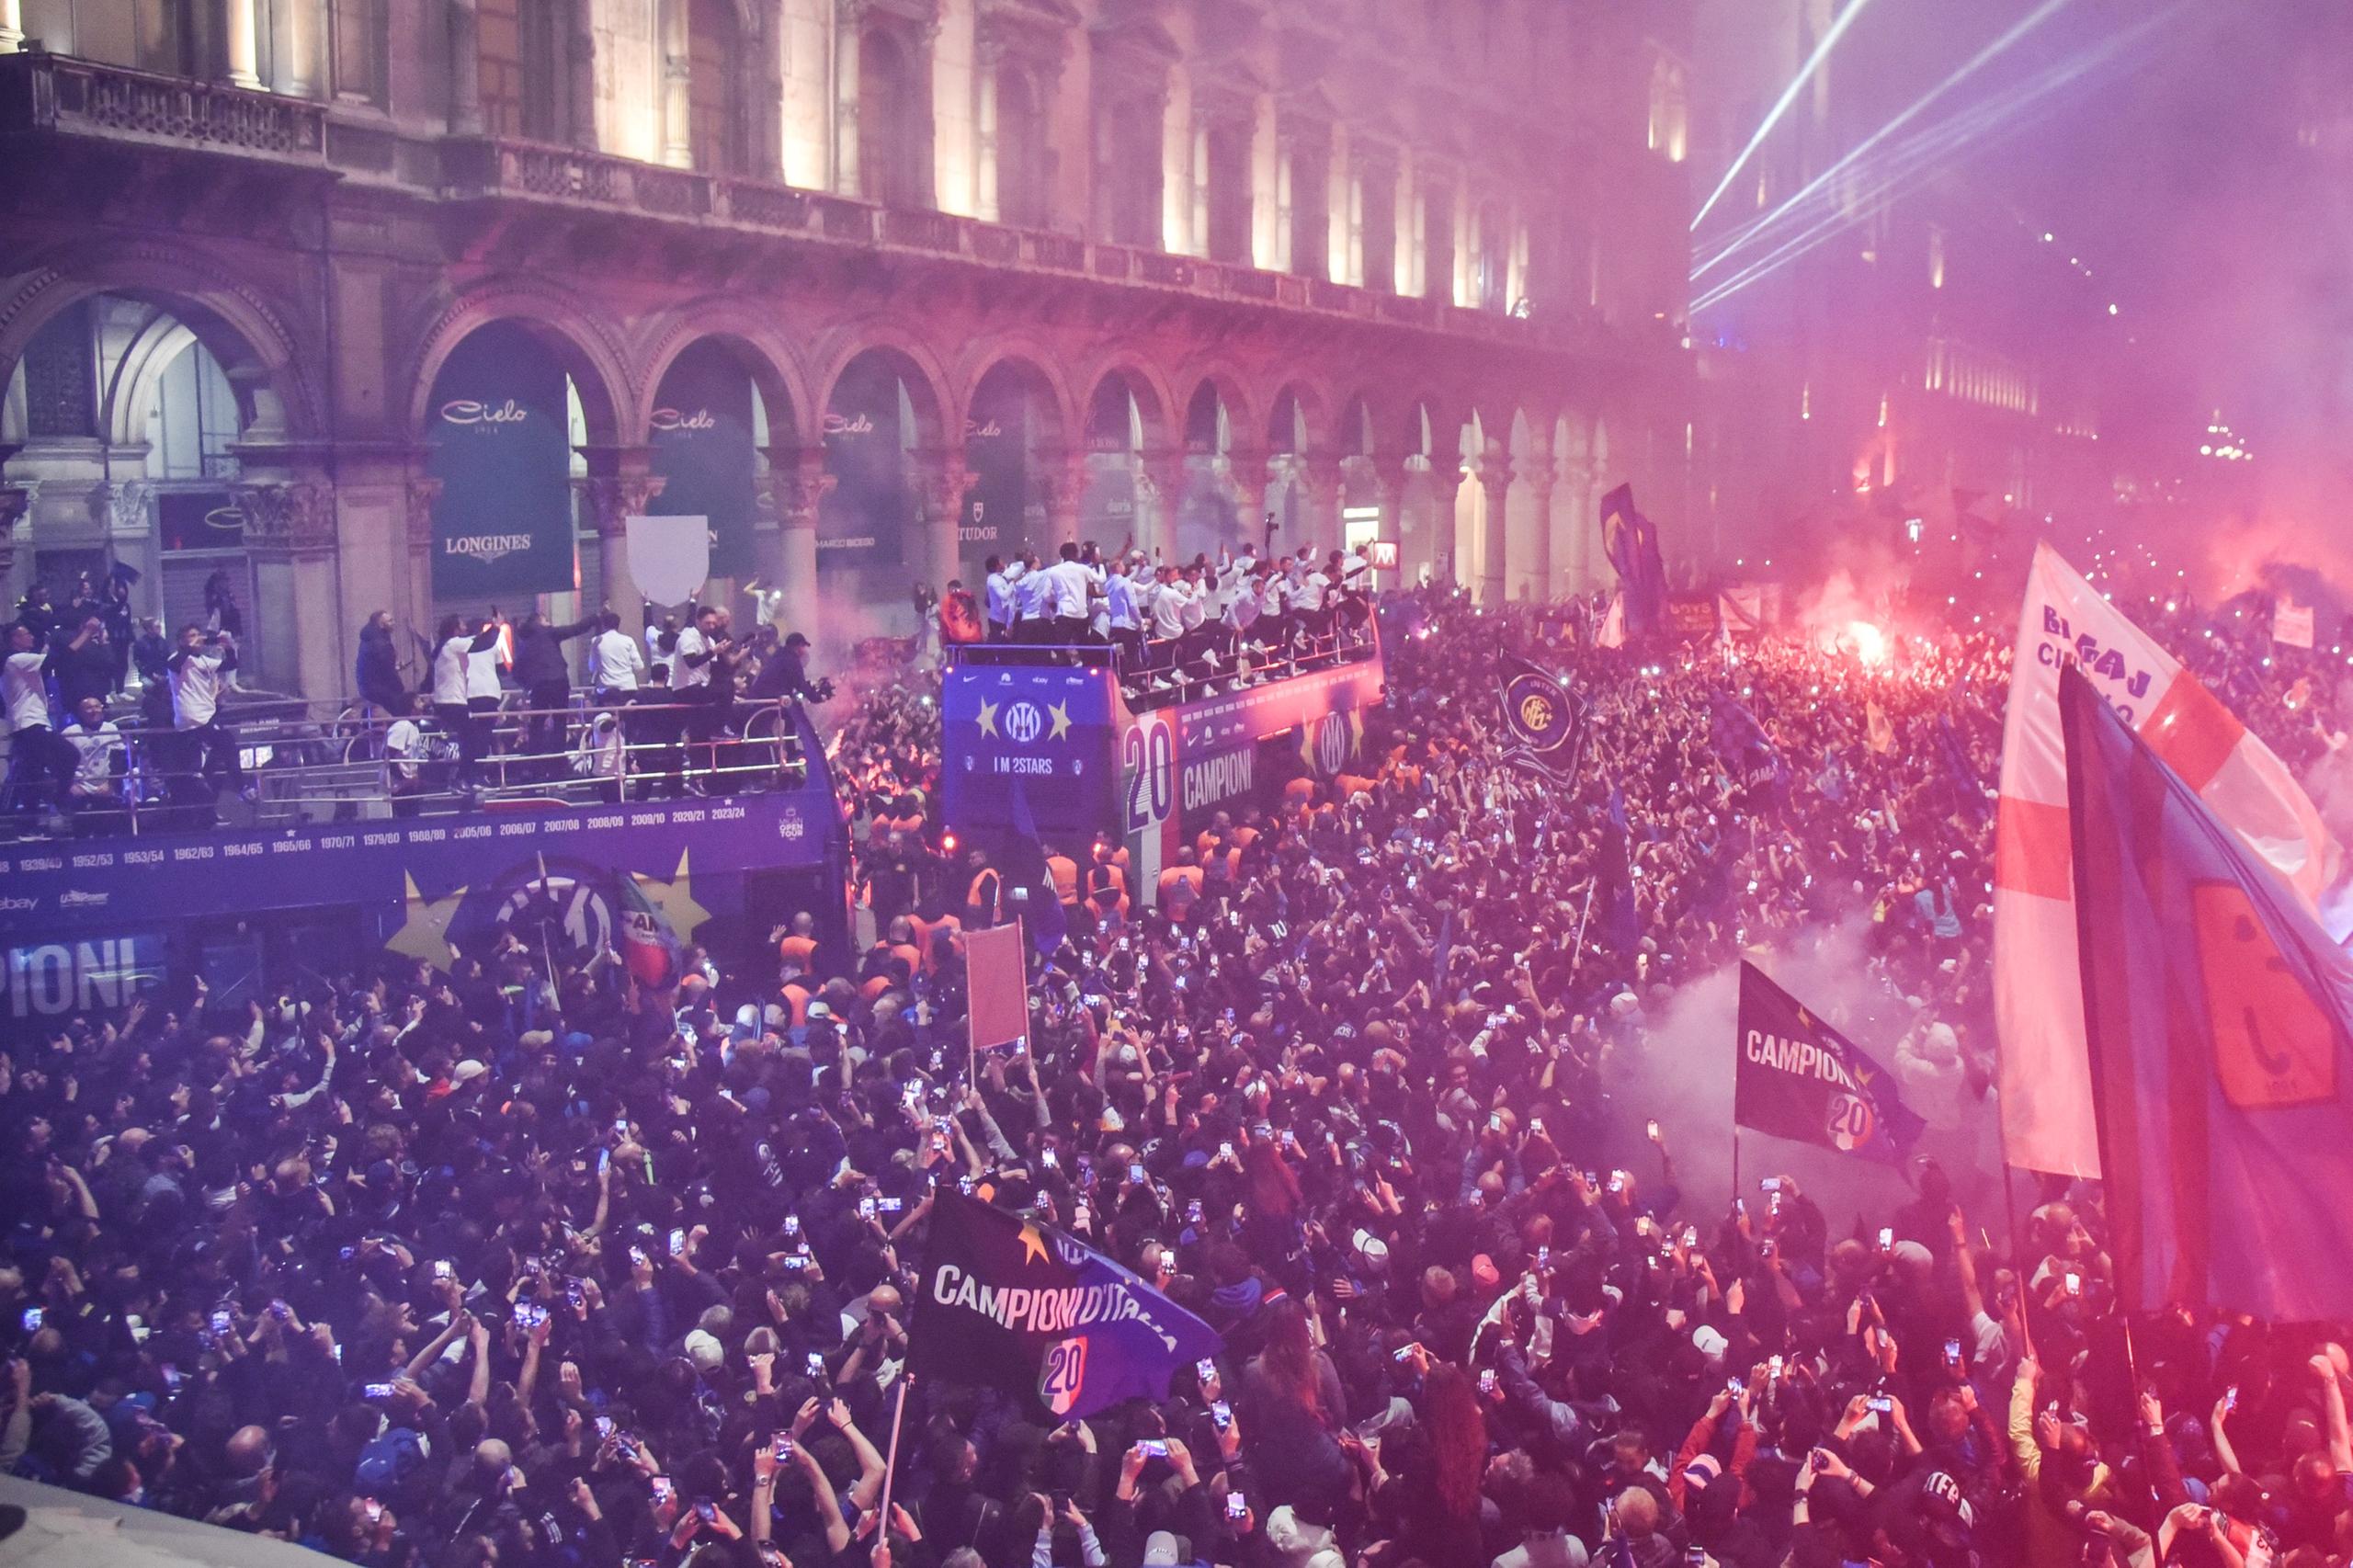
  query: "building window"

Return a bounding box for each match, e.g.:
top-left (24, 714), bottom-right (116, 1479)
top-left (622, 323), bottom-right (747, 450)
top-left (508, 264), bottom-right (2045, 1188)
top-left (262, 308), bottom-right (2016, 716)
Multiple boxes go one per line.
top-left (1204, 119), bottom-right (1252, 264)
top-left (329, 0), bottom-right (387, 104)
top-left (1422, 179), bottom-right (1453, 301)
top-left (1647, 57), bottom-right (1687, 163)
top-left (1360, 164), bottom-right (1395, 293)
top-left (1286, 137), bottom-right (1328, 278)
top-left (1097, 92), bottom-right (1162, 247)
top-left (1476, 201), bottom-right (1507, 312)
top-left (518, 0), bottom-right (567, 141)
top-left (859, 26), bottom-right (926, 208)
top-left (995, 62), bottom-right (1049, 228)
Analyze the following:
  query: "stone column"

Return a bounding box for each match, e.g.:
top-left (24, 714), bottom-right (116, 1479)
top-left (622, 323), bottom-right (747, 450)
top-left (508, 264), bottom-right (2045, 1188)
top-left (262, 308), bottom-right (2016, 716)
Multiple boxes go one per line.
top-left (448, 0), bottom-right (483, 132)
top-left (1429, 455), bottom-right (1465, 588)
top-left (1137, 448), bottom-right (1187, 561)
top-left (764, 446), bottom-right (829, 643)
top-left (404, 476), bottom-right (442, 642)
top-left (833, 0), bottom-right (864, 195)
top-left (233, 476), bottom-right (343, 701)
top-left (1224, 449), bottom-right (1271, 557)
top-left (1516, 442), bottom-right (1554, 602)
top-left (282, 0), bottom-right (318, 95)
top-left (576, 447), bottom-right (666, 628)
top-left (915, 450), bottom-right (976, 593)
top-left (1038, 449), bottom-right (1086, 549)
top-left (1476, 448), bottom-right (1510, 606)
top-left (1557, 456), bottom-right (1595, 593)
top-left (1370, 453), bottom-right (1410, 585)
top-left (0, 0), bottom-right (23, 53)
top-left (224, 0), bottom-right (263, 85)
top-left (659, 28), bottom-right (693, 167)
top-left (1298, 449), bottom-right (1346, 546)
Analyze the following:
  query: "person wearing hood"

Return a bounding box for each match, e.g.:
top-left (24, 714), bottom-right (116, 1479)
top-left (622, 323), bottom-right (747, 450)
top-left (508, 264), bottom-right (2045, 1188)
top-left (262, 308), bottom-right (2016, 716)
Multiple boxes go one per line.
top-left (355, 609), bottom-right (406, 715)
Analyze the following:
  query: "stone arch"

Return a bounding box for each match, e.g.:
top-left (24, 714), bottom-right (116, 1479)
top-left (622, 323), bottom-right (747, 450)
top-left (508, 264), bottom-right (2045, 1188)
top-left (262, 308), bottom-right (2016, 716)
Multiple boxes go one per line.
top-left (634, 309), bottom-right (813, 449)
top-left (1179, 368), bottom-right (1255, 456)
top-left (811, 326), bottom-right (950, 449)
top-left (0, 246), bottom-right (321, 443)
top-left (1075, 360), bottom-right (1173, 452)
top-left (1262, 377), bottom-right (1331, 455)
top-left (401, 278), bottom-right (632, 445)
top-left (954, 340), bottom-right (1075, 449)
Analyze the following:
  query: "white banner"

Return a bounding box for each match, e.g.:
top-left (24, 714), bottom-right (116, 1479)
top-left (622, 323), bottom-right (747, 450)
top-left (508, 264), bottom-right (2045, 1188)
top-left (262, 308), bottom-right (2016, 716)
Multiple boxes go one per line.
top-left (626, 514), bottom-right (710, 607)
top-left (2277, 602), bottom-right (2316, 648)
top-left (1993, 543), bottom-right (2341, 1176)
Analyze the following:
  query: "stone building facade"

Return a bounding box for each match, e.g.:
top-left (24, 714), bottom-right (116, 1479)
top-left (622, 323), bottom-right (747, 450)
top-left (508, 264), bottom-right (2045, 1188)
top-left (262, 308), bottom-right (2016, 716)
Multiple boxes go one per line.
top-left (1, 0), bottom-right (1695, 698)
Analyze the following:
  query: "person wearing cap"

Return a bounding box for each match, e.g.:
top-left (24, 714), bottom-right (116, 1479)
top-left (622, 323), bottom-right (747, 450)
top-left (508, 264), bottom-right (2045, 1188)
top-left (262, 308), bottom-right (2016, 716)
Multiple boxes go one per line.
top-left (751, 629), bottom-right (822, 703)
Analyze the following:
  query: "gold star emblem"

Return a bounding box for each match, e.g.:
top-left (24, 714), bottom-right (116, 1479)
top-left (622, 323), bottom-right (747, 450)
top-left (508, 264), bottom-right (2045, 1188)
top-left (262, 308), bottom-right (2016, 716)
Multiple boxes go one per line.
top-left (632, 848), bottom-right (713, 947)
top-left (1048, 700), bottom-right (1072, 741)
top-left (385, 871), bottom-right (467, 971)
top-left (1017, 1221), bottom-right (1050, 1266)
top-left (977, 699), bottom-right (1000, 737)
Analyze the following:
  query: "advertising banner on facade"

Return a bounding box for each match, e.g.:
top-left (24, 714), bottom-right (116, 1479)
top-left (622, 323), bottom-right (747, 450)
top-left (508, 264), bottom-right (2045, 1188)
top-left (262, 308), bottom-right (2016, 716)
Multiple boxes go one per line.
top-left (649, 341), bottom-right (759, 580)
top-left (822, 362), bottom-right (907, 567)
top-left (427, 322), bottom-right (576, 597)
top-left (963, 387), bottom-right (1035, 568)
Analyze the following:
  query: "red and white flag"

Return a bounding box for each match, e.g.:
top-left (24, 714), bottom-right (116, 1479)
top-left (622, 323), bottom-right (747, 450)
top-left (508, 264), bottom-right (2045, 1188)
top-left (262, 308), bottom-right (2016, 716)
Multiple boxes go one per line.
top-left (1994, 544), bottom-right (2342, 1176)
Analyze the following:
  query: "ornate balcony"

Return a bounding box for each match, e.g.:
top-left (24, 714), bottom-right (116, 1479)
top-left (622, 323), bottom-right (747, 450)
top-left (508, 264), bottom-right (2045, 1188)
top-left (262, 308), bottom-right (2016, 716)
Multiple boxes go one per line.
top-left (0, 48), bottom-right (327, 165)
top-left (1, 51), bottom-right (1644, 362)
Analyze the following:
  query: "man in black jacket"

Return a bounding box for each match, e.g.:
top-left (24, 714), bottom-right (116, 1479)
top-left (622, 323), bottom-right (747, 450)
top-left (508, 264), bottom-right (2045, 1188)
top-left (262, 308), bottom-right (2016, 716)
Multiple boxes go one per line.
top-left (354, 610), bottom-right (406, 715)
top-left (509, 608), bottom-right (598, 759)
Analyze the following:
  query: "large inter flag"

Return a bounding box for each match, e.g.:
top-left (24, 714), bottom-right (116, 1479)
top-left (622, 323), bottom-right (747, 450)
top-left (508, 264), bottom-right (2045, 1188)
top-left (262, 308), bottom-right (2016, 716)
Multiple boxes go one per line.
top-left (2062, 665), bottom-right (2353, 1321)
top-left (910, 1192), bottom-right (1222, 1418)
top-left (1735, 961), bottom-right (1924, 1165)
top-left (1995, 543), bottom-right (2338, 1178)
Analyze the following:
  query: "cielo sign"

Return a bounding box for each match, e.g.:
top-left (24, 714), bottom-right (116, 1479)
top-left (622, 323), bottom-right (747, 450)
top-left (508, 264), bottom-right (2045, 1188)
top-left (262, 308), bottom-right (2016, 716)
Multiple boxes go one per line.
top-left (439, 399), bottom-right (531, 428)
top-left (651, 406), bottom-right (719, 433)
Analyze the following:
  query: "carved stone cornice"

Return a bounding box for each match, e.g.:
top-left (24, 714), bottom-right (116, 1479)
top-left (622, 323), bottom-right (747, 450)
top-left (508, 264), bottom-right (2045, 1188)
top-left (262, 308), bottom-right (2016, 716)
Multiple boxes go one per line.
top-left (576, 473), bottom-right (668, 535)
top-left (234, 479), bottom-right (338, 554)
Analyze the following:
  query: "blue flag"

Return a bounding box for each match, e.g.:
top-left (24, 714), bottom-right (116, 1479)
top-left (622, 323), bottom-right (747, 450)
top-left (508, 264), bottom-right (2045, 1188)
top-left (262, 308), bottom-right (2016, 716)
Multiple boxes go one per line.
top-left (1735, 961), bottom-right (1924, 1165)
top-left (909, 1192), bottom-right (1222, 1418)
top-left (1006, 777), bottom-right (1069, 956)
top-left (1710, 693), bottom-right (1786, 805)
top-left (2061, 665), bottom-right (2353, 1321)
top-left (1599, 483), bottom-right (1667, 637)
top-left (1936, 715), bottom-right (1988, 820)
top-left (1596, 787), bottom-right (1641, 955)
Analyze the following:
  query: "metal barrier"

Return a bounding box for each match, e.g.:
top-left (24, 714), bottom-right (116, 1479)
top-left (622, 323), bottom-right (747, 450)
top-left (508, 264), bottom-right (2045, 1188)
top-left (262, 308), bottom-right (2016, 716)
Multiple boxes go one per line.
top-left (0, 689), bottom-right (813, 842)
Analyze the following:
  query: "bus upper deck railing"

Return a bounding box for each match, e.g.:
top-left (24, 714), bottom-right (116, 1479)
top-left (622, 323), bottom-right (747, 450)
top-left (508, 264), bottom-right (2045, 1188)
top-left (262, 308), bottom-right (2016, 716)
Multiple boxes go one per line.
top-left (947, 618), bottom-right (1381, 712)
top-left (0, 689), bottom-right (819, 844)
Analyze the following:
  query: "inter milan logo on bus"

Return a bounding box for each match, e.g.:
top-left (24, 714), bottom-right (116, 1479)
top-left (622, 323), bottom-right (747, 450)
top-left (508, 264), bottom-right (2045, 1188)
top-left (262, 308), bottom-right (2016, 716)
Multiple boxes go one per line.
top-left (1004, 701), bottom-right (1045, 744)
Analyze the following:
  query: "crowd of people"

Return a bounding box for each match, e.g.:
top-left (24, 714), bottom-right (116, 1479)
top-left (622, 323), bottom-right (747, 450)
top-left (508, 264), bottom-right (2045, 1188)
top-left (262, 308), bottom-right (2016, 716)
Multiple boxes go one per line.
top-left (2, 548), bottom-right (2352, 1568)
top-left (1, 583), bottom-right (838, 831)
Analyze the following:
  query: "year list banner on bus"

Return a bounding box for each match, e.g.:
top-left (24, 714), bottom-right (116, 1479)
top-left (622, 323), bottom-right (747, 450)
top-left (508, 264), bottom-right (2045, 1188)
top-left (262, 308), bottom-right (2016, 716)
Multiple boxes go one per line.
top-left (0, 793), bottom-right (832, 950)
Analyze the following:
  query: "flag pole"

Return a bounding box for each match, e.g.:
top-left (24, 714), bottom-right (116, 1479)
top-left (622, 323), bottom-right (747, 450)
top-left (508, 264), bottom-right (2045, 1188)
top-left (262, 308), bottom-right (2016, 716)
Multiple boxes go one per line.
top-left (875, 1371), bottom-right (914, 1544)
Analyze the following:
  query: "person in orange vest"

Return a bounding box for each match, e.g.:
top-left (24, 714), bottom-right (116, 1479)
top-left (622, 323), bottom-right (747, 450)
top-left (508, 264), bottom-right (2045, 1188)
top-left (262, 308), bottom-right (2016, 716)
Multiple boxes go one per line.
top-left (963, 846), bottom-right (1005, 929)
top-left (772, 911), bottom-right (820, 972)
top-left (1085, 845), bottom-right (1129, 923)
top-left (1156, 845), bottom-right (1205, 916)
top-left (1044, 840), bottom-right (1080, 917)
